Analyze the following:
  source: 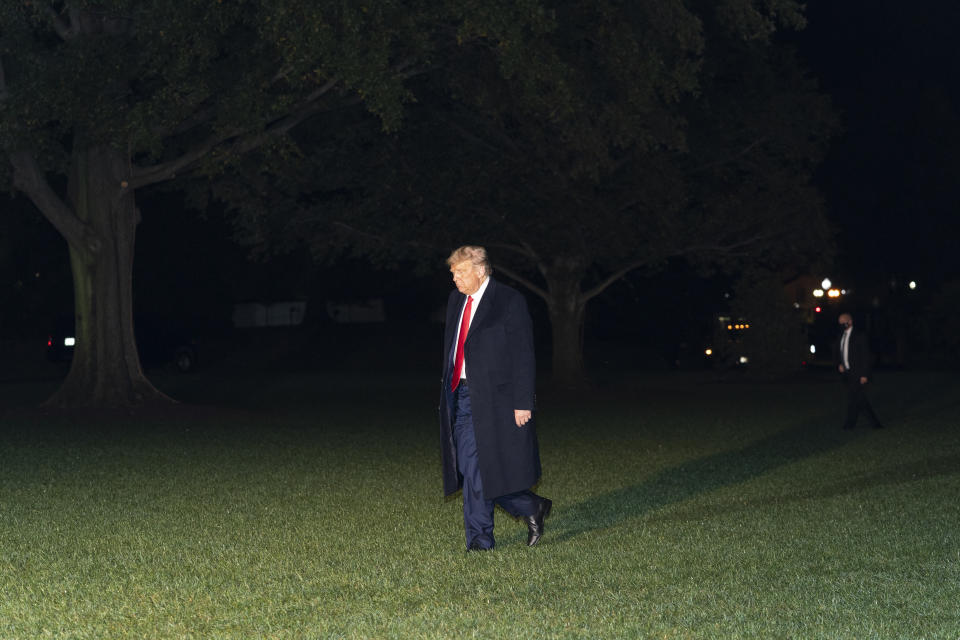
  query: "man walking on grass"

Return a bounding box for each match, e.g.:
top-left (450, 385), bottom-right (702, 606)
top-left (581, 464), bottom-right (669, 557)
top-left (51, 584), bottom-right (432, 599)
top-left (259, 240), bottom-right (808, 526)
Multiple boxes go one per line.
top-left (438, 245), bottom-right (551, 551)
top-left (835, 312), bottom-right (884, 430)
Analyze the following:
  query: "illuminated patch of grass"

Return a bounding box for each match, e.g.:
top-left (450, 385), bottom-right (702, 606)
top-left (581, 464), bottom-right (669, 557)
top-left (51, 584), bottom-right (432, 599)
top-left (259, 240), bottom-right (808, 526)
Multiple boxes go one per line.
top-left (0, 371), bottom-right (957, 638)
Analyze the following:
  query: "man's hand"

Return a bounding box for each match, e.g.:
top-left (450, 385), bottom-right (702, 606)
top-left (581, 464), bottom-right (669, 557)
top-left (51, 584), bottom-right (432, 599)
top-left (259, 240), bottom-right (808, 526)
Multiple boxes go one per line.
top-left (514, 410), bottom-right (532, 427)
top-left (860, 376), bottom-right (868, 385)
top-left (838, 364), bottom-right (846, 373)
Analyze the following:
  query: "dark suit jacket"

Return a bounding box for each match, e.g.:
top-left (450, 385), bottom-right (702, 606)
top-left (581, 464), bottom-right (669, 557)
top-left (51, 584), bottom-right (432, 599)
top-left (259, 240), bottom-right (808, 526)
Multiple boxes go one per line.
top-left (438, 277), bottom-right (541, 499)
top-left (834, 328), bottom-right (873, 378)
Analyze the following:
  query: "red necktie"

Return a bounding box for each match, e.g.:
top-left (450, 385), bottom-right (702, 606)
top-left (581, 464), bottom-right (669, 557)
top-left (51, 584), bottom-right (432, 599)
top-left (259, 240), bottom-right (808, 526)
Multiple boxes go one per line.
top-left (451, 296), bottom-right (473, 391)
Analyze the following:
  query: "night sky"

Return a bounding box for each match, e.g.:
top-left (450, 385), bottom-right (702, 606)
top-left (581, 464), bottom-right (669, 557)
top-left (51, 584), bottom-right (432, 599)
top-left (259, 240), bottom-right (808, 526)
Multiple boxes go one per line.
top-left (797, 0), bottom-right (960, 289)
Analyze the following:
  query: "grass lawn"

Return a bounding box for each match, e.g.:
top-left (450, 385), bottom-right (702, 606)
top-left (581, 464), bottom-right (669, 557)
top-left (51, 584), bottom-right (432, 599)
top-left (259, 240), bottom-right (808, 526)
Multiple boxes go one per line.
top-left (0, 369), bottom-right (957, 639)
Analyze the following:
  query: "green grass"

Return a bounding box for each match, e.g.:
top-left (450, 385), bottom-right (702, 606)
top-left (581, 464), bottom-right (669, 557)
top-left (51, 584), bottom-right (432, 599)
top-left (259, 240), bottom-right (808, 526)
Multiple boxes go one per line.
top-left (0, 370), bottom-right (958, 639)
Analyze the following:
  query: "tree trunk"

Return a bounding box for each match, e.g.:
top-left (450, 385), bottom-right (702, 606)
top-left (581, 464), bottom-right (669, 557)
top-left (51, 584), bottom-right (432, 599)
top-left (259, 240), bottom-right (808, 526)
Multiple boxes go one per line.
top-left (545, 264), bottom-right (587, 387)
top-left (43, 145), bottom-right (172, 408)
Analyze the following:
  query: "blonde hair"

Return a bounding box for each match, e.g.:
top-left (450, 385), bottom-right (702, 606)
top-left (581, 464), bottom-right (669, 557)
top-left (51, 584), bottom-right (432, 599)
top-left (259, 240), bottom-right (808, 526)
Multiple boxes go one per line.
top-left (446, 245), bottom-right (493, 276)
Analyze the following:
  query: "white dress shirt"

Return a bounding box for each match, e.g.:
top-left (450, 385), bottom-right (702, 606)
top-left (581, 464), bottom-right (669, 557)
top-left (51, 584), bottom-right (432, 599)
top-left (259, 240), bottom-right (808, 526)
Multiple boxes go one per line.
top-left (454, 275), bottom-right (490, 381)
top-left (840, 327), bottom-right (851, 370)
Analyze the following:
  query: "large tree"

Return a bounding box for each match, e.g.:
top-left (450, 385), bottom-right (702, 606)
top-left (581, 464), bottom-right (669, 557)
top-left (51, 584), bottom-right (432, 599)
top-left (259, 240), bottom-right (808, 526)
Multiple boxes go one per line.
top-left (232, 0), bottom-right (836, 385)
top-left (0, 0), bottom-right (551, 406)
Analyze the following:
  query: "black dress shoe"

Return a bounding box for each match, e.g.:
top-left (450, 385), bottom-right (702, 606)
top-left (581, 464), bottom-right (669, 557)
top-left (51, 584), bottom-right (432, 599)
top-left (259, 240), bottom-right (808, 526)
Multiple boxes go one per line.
top-left (468, 541), bottom-right (490, 552)
top-left (525, 498), bottom-right (552, 546)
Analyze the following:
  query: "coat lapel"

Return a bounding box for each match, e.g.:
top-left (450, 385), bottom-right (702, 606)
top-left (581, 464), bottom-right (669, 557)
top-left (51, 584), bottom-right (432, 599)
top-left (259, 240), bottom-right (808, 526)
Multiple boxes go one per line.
top-left (466, 278), bottom-right (497, 341)
top-left (443, 292), bottom-right (467, 376)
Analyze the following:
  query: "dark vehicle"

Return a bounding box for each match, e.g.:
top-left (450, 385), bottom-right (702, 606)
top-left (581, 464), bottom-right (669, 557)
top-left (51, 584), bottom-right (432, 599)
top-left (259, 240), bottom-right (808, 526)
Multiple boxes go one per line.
top-left (46, 314), bottom-right (199, 372)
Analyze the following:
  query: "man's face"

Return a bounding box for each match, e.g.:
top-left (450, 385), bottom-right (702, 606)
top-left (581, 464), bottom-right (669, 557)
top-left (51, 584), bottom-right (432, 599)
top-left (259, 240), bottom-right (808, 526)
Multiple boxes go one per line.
top-left (838, 314), bottom-right (852, 329)
top-left (450, 260), bottom-right (485, 295)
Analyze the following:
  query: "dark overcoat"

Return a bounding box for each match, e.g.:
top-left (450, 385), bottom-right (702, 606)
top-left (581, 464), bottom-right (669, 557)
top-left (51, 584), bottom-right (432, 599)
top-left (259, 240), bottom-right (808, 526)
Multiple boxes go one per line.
top-left (834, 329), bottom-right (873, 378)
top-left (438, 278), bottom-right (541, 500)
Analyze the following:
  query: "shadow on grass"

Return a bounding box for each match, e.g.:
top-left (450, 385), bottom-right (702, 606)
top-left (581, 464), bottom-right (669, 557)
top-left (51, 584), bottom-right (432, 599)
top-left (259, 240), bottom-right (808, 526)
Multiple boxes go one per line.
top-left (644, 451), bottom-right (960, 525)
top-left (543, 371), bottom-right (960, 544)
top-left (549, 419), bottom-right (862, 544)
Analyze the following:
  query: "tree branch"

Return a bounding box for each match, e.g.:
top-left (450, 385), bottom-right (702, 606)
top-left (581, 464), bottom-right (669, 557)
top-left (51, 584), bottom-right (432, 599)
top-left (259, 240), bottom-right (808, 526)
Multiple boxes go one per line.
top-left (130, 47), bottom-right (434, 191)
top-left (581, 257), bottom-right (654, 303)
top-left (229, 78), bottom-right (350, 154)
top-left (484, 240), bottom-right (537, 261)
top-left (47, 6), bottom-right (75, 41)
top-left (493, 263), bottom-right (550, 302)
top-left (0, 54), bottom-right (8, 101)
top-left (677, 228), bottom-right (783, 258)
top-left (9, 151), bottom-right (98, 253)
top-left (331, 220), bottom-right (445, 254)
top-left (128, 76), bottom-right (342, 190)
top-left (579, 223), bottom-right (787, 304)
top-left (691, 137), bottom-right (766, 173)
top-left (126, 127), bottom-right (243, 189)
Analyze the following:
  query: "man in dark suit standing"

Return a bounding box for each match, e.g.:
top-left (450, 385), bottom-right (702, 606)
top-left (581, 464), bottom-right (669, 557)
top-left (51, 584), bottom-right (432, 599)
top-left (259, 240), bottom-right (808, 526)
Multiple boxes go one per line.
top-left (835, 312), bottom-right (884, 430)
top-left (439, 245), bottom-right (551, 551)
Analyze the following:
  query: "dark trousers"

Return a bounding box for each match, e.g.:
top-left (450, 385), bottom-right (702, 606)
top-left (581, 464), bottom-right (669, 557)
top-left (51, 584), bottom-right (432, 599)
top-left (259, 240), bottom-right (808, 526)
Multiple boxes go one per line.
top-left (842, 373), bottom-right (882, 429)
top-left (453, 382), bottom-right (541, 550)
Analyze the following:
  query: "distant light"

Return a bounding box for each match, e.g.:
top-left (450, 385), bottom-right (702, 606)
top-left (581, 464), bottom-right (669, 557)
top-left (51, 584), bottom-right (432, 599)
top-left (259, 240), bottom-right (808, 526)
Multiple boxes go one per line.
top-left (841, 289), bottom-right (847, 295)
top-left (705, 348), bottom-right (713, 356)
top-left (727, 324), bottom-right (733, 330)
top-left (744, 324), bottom-right (750, 329)
top-left (793, 302), bottom-right (800, 309)
top-left (827, 288), bottom-right (841, 298)
top-left (64, 337), bottom-right (76, 347)
top-left (821, 278), bottom-right (832, 289)
top-left (909, 281), bottom-right (917, 290)
top-left (815, 306), bottom-right (822, 313)
top-left (739, 356), bottom-right (749, 364)
top-left (34, 272), bottom-right (40, 279)
top-left (47, 336), bottom-right (52, 347)
top-left (809, 345), bottom-right (816, 354)
top-left (813, 289), bottom-right (824, 298)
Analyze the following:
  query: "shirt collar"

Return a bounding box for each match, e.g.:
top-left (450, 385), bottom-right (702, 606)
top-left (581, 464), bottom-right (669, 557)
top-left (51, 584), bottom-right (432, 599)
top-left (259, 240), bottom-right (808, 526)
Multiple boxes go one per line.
top-left (469, 275), bottom-right (491, 304)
